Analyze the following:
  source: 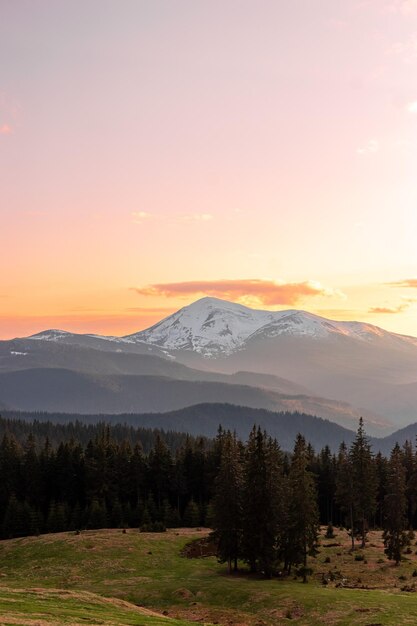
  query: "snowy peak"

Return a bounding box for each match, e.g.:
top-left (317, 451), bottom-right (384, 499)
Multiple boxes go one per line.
top-left (28, 329), bottom-right (76, 341)
top-left (126, 297), bottom-right (276, 355)
top-left (125, 297), bottom-right (409, 357)
top-left (247, 311), bottom-right (392, 342)
top-left (23, 298), bottom-right (417, 358)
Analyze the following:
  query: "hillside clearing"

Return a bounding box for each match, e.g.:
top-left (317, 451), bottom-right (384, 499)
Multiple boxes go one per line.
top-left (1, 528), bottom-right (417, 624)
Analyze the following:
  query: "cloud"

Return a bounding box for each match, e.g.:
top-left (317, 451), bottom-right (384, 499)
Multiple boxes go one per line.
top-left (387, 35), bottom-right (417, 64)
top-left (357, 139), bottom-right (379, 155)
top-left (132, 279), bottom-right (344, 306)
top-left (131, 211), bottom-right (152, 224)
top-left (0, 124), bottom-right (12, 135)
top-left (369, 296), bottom-right (417, 314)
top-left (387, 278), bottom-right (417, 288)
top-left (369, 304), bottom-right (409, 314)
top-left (407, 101), bottom-right (417, 113)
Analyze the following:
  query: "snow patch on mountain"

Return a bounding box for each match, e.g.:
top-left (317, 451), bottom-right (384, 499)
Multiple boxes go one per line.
top-left (29, 330), bottom-right (75, 341)
top-left (126, 297), bottom-right (277, 355)
top-left (125, 297), bottom-right (411, 357)
top-left (125, 297), bottom-right (417, 357)
top-left (26, 298), bottom-right (417, 358)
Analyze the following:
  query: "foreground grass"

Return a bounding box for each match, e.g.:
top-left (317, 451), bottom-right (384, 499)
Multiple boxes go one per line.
top-left (0, 586), bottom-right (192, 626)
top-left (1, 527), bottom-right (417, 624)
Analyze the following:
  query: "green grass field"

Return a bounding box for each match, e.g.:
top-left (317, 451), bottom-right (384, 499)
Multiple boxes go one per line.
top-left (2, 527), bottom-right (417, 625)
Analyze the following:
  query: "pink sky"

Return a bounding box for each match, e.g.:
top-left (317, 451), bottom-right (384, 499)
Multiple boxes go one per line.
top-left (1, 0), bottom-right (417, 339)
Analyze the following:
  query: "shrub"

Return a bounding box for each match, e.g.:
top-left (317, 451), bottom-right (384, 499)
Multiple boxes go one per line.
top-left (325, 523), bottom-right (335, 539)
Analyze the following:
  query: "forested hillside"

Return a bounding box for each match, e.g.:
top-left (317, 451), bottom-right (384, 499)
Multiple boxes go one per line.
top-left (1, 414), bottom-right (416, 574)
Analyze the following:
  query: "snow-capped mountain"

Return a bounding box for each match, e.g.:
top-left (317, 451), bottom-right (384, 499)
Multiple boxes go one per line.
top-left (125, 297), bottom-right (417, 357)
top-left (126, 297), bottom-right (277, 355)
top-left (4, 296), bottom-right (417, 428)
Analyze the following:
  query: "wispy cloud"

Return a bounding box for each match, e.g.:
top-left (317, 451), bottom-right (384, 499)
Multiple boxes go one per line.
top-left (387, 35), bottom-right (417, 64)
top-left (369, 295), bottom-right (417, 314)
top-left (132, 279), bottom-right (344, 306)
top-left (0, 124), bottom-right (12, 135)
top-left (131, 211), bottom-right (152, 224)
top-left (387, 278), bottom-right (417, 288)
top-left (369, 304), bottom-right (409, 314)
top-left (357, 139), bottom-right (379, 155)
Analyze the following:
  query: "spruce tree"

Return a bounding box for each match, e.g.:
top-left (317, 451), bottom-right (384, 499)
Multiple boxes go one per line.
top-left (383, 444), bottom-right (409, 564)
top-left (182, 499), bottom-right (200, 527)
top-left (212, 431), bottom-right (243, 573)
top-left (335, 442), bottom-right (355, 550)
top-left (241, 427), bottom-right (282, 577)
top-left (349, 418), bottom-right (377, 548)
top-left (286, 434), bottom-right (319, 582)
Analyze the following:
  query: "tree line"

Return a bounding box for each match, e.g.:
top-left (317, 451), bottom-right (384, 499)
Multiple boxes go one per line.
top-left (0, 416), bottom-right (415, 576)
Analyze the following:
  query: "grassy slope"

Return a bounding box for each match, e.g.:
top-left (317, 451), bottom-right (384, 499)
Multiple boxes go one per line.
top-left (1, 528), bottom-right (417, 624)
top-left (0, 587), bottom-right (191, 626)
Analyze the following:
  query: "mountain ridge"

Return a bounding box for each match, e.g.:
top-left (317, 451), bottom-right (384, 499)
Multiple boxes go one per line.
top-left (3, 297), bottom-right (417, 428)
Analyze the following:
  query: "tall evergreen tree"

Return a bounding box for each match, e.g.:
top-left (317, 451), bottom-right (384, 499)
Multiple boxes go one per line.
top-left (241, 427), bottom-right (283, 577)
top-left (335, 441), bottom-right (355, 550)
top-left (212, 431), bottom-right (243, 573)
top-left (285, 434), bottom-right (319, 582)
top-left (349, 418), bottom-right (377, 548)
top-left (383, 444), bottom-right (409, 564)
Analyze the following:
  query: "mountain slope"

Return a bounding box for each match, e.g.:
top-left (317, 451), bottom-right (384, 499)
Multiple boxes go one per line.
top-left (0, 336), bottom-right (307, 395)
top-left (0, 368), bottom-right (387, 431)
top-left (127, 297), bottom-right (417, 355)
top-left (4, 296), bottom-right (417, 427)
top-left (126, 298), bottom-right (417, 425)
top-left (5, 403), bottom-right (417, 456)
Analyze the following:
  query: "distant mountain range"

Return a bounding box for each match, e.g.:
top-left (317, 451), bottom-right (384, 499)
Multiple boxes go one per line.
top-left (3, 402), bottom-right (417, 457)
top-left (1, 297), bottom-right (417, 434)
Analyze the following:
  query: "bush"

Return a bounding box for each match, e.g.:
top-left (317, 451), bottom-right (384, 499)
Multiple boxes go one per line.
top-left (325, 523), bottom-right (335, 539)
top-left (354, 553), bottom-right (364, 561)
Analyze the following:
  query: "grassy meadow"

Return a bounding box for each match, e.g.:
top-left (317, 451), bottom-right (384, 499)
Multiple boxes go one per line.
top-left (1, 527), bottom-right (417, 624)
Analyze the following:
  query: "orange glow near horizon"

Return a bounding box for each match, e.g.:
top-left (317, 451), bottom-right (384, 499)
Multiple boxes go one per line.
top-left (1, 1), bottom-right (417, 340)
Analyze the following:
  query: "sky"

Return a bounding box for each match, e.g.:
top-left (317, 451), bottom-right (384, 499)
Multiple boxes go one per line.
top-left (1, 0), bottom-right (417, 339)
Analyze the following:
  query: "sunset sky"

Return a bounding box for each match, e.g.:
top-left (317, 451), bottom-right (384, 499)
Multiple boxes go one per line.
top-left (1, 0), bottom-right (417, 339)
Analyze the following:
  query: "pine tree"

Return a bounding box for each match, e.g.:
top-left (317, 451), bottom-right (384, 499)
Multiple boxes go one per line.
top-left (87, 499), bottom-right (108, 529)
top-left (383, 444), bottom-right (409, 564)
top-left (406, 439), bottom-right (417, 528)
top-left (317, 445), bottom-right (336, 524)
top-left (335, 442), bottom-right (355, 550)
top-left (241, 427), bottom-right (283, 577)
top-left (212, 431), bottom-right (243, 573)
top-left (285, 434), bottom-right (319, 582)
top-left (148, 435), bottom-right (172, 508)
top-left (350, 418), bottom-right (377, 548)
top-left (182, 499), bottom-right (200, 527)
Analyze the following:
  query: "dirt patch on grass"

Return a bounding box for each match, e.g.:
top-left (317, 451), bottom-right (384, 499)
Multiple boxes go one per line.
top-left (180, 536), bottom-right (217, 559)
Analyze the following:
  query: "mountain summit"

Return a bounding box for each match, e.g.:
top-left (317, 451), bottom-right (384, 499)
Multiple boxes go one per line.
top-left (125, 296), bottom-right (415, 357)
top-left (2, 296), bottom-right (417, 428)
